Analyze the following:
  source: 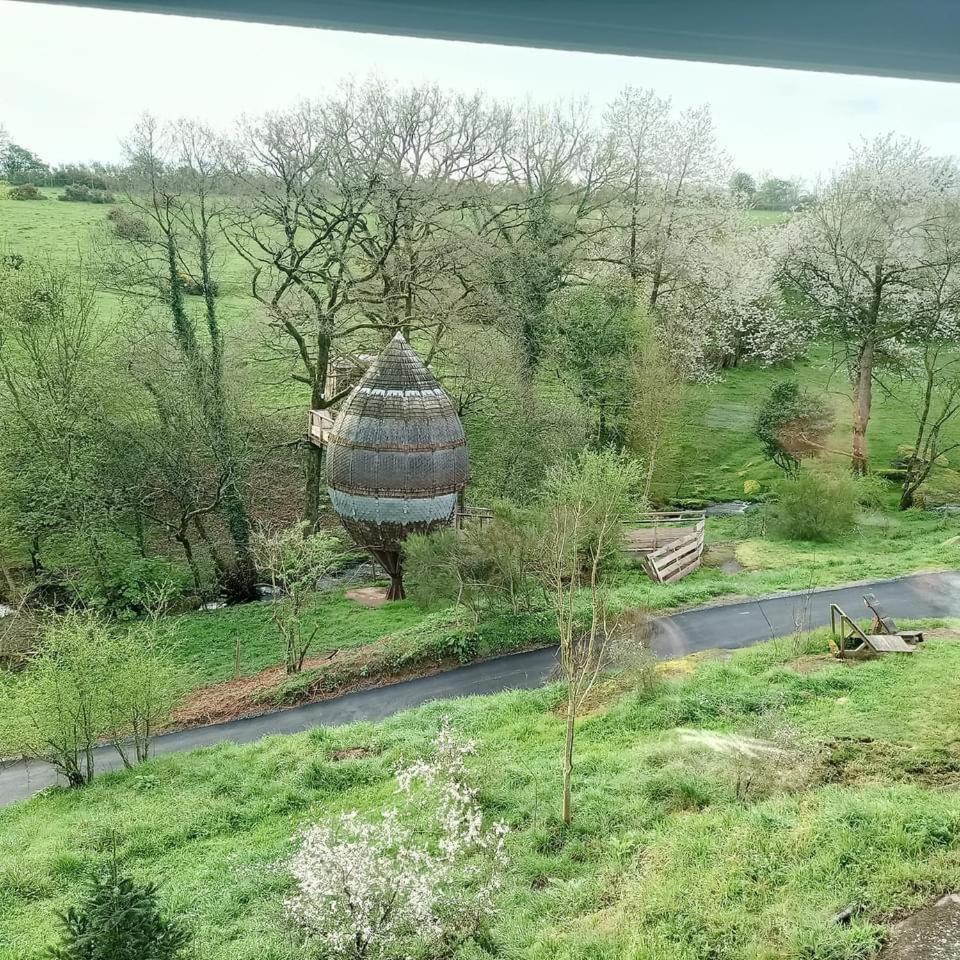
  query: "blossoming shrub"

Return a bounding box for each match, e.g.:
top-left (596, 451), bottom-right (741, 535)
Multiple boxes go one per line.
top-left (285, 721), bottom-right (508, 959)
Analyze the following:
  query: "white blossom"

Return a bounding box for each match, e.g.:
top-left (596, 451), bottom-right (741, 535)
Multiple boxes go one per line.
top-left (285, 720), bottom-right (509, 959)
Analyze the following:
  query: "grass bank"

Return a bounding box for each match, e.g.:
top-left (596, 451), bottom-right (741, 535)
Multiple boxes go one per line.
top-left (156, 505), bottom-right (960, 719)
top-left (4, 620), bottom-right (960, 958)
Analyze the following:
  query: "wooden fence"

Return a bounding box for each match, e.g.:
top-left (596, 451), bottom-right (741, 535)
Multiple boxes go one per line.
top-left (454, 506), bottom-right (494, 530)
top-left (622, 510), bottom-right (706, 584)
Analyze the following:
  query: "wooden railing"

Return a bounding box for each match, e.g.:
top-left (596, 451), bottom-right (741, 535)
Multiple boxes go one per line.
top-left (307, 408), bottom-right (335, 447)
top-left (454, 506), bottom-right (494, 530)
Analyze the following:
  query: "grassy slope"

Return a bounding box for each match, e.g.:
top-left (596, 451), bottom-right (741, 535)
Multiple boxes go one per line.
top-left (168, 589), bottom-right (425, 686)
top-left (159, 506), bottom-right (960, 692)
top-left (5, 190), bottom-right (958, 503)
top-left (5, 623), bottom-right (960, 958)
top-left (666, 343), bottom-right (960, 502)
top-left (5, 191), bottom-right (960, 680)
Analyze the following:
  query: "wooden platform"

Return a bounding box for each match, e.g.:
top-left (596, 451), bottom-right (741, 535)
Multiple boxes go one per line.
top-left (830, 602), bottom-right (919, 659)
top-left (623, 511), bottom-right (706, 584)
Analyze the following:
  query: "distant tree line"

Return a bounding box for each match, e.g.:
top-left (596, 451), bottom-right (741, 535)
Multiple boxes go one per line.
top-left (729, 170), bottom-right (813, 211)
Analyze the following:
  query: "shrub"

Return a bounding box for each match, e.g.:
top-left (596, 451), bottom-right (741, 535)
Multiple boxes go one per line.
top-left (286, 721), bottom-right (508, 959)
top-left (106, 207), bottom-right (150, 242)
top-left (45, 529), bottom-right (189, 617)
top-left (48, 165), bottom-right (110, 190)
top-left (58, 183), bottom-right (115, 204)
top-left (755, 381), bottom-right (834, 473)
top-left (743, 479), bottom-right (762, 497)
top-left (0, 252), bottom-right (25, 270)
top-left (0, 611), bottom-right (186, 784)
top-left (178, 271), bottom-right (218, 298)
top-left (8, 183), bottom-right (44, 200)
top-left (403, 529), bottom-right (466, 611)
top-left (48, 856), bottom-right (190, 959)
top-left (404, 503), bottom-right (545, 619)
top-left (853, 473), bottom-right (891, 510)
top-left (773, 468), bottom-right (856, 542)
top-left (252, 525), bottom-right (347, 673)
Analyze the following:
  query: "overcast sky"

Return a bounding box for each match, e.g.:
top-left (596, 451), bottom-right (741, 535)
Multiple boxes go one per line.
top-left (4, 0), bottom-right (960, 181)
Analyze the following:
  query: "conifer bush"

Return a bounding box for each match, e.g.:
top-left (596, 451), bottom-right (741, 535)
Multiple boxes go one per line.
top-left (47, 857), bottom-right (190, 960)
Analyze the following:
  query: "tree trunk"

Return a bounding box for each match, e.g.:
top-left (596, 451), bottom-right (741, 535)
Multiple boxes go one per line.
top-left (304, 444), bottom-right (324, 530)
top-left (0, 561), bottom-right (18, 602)
top-left (175, 531), bottom-right (203, 592)
top-left (562, 698), bottom-right (575, 825)
top-left (192, 516), bottom-right (229, 578)
top-left (851, 340), bottom-right (875, 476)
top-left (304, 333), bottom-right (332, 529)
top-left (648, 260), bottom-right (663, 311)
top-left (221, 481), bottom-right (256, 601)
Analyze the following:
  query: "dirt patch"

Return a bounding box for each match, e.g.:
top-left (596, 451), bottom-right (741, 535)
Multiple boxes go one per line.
top-left (345, 587), bottom-right (390, 608)
top-left (822, 736), bottom-right (960, 788)
top-left (702, 543), bottom-right (744, 574)
top-left (332, 746), bottom-right (376, 761)
top-left (878, 894), bottom-right (960, 958)
top-left (171, 649), bottom-right (339, 728)
top-left (788, 654), bottom-right (841, 675)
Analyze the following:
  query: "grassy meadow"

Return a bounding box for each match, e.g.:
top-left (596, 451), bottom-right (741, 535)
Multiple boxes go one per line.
top-left (4, 184), bottom-right (960, 960)
top-left (4, 622), bottom-right (960, 958)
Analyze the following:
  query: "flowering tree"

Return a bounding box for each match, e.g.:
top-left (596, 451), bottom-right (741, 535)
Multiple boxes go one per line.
top-left (599, 100), bottom-right (738, 312)
top-left (888, 208), bottom-right (960, 507)
top-left (656, 225), bottom-right (802, 379)
top-left (285, 722), bottom-right (508, 959)
top-left (781, 135), bottom-right (960, 473)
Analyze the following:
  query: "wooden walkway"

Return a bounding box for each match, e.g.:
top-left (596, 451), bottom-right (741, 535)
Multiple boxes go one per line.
top-left (623, 511), bottom-right (706, 584)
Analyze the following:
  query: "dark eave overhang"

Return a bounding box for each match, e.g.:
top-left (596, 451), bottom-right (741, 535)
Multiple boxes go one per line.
top-left (20, 1), bottom-right (960, 83)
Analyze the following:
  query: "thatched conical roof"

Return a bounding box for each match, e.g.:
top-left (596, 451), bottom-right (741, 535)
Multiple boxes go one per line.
top-left (326, 333), bottom-right (468, 597)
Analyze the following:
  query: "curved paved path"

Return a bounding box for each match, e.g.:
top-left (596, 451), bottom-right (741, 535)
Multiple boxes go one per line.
top-left (2, 571), bottom-right (958, 807)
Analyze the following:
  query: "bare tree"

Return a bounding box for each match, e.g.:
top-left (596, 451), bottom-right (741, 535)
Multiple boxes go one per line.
top-left (601, 86), bottom-right (671, 284)
top-left (105, 115), bottom-right (256, 597)
top-left (230, 84), bottom-right (506, 524)
top-left (539, 451), bottom-right (644, 824)
top-left (228, 100), bottom-right (384, 526)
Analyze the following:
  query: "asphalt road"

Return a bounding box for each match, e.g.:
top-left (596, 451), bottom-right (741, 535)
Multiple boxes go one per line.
top-left (3, 571), bottom-right (958, 807)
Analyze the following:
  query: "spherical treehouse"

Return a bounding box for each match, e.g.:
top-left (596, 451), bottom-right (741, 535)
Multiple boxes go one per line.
top-left (325, 333), bottom-right (469, 600)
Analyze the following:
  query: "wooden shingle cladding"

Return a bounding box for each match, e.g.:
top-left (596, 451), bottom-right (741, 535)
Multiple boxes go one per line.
top-left (325, 332), bottom-right (469, 599)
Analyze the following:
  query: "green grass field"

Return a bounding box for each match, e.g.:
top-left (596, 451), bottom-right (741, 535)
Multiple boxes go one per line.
top-left (4, 622), bottom-right (960, 959)
top-left (663, 344), bottom-right (960, 502)
top-left (4, 189), bottom-right (960, 700)
top-left (5, 191), bottom-right (960, 960)
top-left (150, 505), bottom-right (959, 704)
